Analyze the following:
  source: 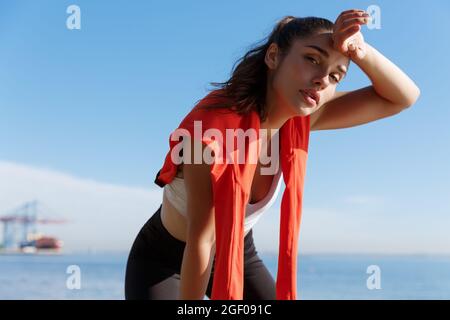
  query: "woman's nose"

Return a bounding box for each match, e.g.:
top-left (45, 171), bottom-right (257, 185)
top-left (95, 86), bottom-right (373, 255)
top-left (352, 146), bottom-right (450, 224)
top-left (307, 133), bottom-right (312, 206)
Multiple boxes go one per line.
top-left (313, 74), bottom-right (330, 89)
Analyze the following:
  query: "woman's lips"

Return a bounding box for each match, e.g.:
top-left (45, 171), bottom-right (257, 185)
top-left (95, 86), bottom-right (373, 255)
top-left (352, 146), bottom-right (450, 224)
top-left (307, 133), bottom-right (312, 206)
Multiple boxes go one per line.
top-left (299, 90), bottom-right (317, 106)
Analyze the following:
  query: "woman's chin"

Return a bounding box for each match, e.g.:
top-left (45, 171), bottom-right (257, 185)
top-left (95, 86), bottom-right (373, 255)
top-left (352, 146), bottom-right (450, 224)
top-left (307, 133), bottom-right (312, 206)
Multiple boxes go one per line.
top-left (292, 96), bottom-right (317, 116)
top-left (294, 105), bottom-right (315, 117)
top-left (287, 98), bottom-right (317, 117)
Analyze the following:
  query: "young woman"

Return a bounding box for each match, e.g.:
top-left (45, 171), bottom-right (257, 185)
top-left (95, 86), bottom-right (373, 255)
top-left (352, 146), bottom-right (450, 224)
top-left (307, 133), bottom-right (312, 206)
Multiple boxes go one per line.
top-left (125, 9), bottom-right (420, 300)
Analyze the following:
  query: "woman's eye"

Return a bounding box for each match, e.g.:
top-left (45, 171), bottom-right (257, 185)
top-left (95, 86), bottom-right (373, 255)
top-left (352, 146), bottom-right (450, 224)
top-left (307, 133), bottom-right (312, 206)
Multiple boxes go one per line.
top-left (306, 57), bottom-right (318, 65)
top-left (330, 75), bottom-right (340, 83)
top-left (305, 56), bottom-right (340, 83)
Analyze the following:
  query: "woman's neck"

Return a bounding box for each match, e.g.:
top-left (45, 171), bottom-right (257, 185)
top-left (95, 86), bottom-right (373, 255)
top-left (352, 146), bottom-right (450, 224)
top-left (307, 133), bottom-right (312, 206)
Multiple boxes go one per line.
top-left (260, 88), bottom-right (294, 136)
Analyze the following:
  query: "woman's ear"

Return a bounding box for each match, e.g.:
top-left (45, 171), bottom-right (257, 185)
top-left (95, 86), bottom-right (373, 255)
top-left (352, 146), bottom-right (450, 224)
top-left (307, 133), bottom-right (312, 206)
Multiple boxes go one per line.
top-left (265, 43), bottom-right (280, 70)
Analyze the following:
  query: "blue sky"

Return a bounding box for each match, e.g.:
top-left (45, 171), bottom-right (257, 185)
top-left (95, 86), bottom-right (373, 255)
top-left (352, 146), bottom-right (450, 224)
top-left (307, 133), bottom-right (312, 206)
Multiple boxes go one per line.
top-left (0, 0), bottom-right (449, 253)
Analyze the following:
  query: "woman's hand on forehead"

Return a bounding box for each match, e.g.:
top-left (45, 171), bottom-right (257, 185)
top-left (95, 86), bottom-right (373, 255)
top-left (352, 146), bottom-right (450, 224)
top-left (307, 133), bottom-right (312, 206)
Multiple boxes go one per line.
top-left (332, 9), bottom-right (371, 60)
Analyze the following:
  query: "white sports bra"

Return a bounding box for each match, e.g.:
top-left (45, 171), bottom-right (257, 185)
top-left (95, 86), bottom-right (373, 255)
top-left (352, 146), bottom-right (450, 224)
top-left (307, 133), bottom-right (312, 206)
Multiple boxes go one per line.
top-left (162, 165), bottom-right (283, 236)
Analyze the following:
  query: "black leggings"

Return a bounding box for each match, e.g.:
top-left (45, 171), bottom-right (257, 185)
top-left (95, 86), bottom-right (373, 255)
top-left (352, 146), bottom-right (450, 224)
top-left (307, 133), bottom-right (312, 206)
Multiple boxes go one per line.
top-left (125, 204), bottom-right (276, 300)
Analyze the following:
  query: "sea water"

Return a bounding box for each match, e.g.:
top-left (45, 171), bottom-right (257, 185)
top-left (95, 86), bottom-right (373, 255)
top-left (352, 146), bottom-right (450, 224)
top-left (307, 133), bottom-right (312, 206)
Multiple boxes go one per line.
top-left (0, 253), bottom-right (449, 299)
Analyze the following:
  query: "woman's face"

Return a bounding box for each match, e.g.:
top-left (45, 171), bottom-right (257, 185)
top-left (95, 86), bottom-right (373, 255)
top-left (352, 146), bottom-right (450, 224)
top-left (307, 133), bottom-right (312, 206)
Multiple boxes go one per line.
top-left (268, 32), bottom-right (350, 117)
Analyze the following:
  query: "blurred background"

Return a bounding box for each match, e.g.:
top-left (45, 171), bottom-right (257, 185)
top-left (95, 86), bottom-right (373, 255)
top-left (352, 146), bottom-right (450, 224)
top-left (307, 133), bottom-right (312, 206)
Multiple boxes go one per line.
top-left (0, 0), bottom-right (449, 299)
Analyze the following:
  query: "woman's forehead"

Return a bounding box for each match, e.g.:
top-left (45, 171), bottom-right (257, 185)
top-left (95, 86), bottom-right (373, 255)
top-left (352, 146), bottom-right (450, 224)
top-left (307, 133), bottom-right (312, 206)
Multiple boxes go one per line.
top-left (292, 33), bottom-right (349, 65)
top-left (292, 33), bottom-right (332, 52)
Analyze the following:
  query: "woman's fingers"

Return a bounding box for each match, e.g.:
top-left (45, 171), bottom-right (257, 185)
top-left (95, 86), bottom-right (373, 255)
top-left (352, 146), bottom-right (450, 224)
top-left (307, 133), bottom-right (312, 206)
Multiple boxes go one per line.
top-left (333, 19), bottom-right (363, 47)
top-left (333, 9), bottom-right (369, 58)
top-left (335, 11), bottom-right (370, 28)
top-left (340, 8), bottom-right (366, 14)
top-left (333, 26), bottom-right (361, 52)
top-left (340, 17), bottom-right (370, 32)
top-left (341, 25), bottom-right (361, 39)
top-left (339, 11), bottom-right (370, 21)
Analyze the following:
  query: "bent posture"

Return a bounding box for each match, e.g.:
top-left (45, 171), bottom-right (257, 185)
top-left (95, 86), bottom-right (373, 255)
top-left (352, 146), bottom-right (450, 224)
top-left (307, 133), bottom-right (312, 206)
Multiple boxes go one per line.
top-left (125, 9), bottom-right (420, 300)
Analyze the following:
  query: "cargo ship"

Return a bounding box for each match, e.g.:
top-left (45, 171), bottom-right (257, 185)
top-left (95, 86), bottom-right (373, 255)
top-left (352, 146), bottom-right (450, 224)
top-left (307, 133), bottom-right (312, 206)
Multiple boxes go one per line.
top-left (19, 233), bottom-right (64, 253)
